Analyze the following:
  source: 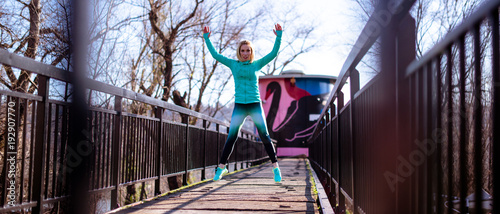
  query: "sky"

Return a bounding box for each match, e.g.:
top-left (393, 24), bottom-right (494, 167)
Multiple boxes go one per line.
top-left (279, 0), bottom-right (362, 78)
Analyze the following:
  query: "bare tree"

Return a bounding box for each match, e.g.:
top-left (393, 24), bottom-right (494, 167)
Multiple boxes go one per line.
top-left (176, 0), bottom-right (261, 120)
top-left (146, 0), bottom-right (204, 103)
top-left (266, 10), bottom-right (319, 75)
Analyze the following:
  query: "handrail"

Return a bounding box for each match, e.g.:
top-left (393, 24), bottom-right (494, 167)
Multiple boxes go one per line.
top-left (308, 0), bottom-right (416, 142)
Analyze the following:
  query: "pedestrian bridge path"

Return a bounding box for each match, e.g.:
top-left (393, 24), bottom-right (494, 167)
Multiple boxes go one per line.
top-left (107, 158), bottom-right (328, 213)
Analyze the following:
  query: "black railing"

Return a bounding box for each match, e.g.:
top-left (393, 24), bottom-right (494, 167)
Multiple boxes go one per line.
top-left (0, 48), bottom-right (270, 213)
top-left (308, 0), bottom-right (499, 213)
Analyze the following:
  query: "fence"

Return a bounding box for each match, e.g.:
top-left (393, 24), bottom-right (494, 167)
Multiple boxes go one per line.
top-left (308, 0), bottom-right (499, 213)
top-left (0, 48), bottom-right (271, 213)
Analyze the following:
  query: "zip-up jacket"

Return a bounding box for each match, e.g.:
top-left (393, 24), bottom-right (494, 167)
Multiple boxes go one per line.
top-left (203, 31), bottom-right (282, 104)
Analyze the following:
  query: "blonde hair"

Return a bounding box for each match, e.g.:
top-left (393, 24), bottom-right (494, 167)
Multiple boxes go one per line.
top-left (236, 40), bottom-right (255, 62)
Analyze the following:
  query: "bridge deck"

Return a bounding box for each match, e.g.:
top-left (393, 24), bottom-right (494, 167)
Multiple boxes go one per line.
top-left (109, 158), bottom-right (320, 213)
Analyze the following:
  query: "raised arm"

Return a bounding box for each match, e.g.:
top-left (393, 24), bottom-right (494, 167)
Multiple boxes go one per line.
top-left (254, 24), bottom-right (283, 69)
top-left (203, 26), bottom-right (233, 67)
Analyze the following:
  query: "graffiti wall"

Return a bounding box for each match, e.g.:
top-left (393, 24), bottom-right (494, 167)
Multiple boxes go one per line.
top-left (258, 76), bottom-right (334, 149)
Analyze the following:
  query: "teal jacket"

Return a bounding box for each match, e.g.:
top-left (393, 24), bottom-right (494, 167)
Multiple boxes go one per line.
top-left (204, 31), bottom-right (282, 104)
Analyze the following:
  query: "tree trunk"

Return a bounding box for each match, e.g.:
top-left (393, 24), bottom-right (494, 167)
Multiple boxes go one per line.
top-left (16, 0), bottom-right (41, 92)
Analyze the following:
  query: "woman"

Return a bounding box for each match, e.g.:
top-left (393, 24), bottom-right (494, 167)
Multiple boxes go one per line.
top-left (203, 24), bottom-right (282, 182)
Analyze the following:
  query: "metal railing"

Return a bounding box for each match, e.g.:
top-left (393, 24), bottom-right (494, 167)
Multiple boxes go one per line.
top-left (307, 0), bottom-right (499, 213)
top-left (0, 48), bottom-right (270, 213)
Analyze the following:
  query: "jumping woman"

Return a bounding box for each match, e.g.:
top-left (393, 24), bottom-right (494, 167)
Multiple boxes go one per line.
top-left (203, 24), bottom-right (283, 182)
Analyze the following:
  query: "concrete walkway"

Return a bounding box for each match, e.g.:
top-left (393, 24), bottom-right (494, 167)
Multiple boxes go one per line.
top-left (109, 158), bottom-right (321, 213)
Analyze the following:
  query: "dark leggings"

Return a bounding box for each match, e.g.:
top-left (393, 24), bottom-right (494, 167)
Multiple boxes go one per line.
top-left (219, 102), bottom-right (278, 165)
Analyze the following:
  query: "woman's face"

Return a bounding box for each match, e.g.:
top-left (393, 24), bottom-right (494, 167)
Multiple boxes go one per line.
top-left (239, 44), bottom-right (252, 61)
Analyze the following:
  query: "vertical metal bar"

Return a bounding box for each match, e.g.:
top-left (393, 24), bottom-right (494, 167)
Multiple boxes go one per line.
top-left (396, 14), bottom-right (415, 214)
top-left (123, 116), bottom-right (129, 183)
top-left (150, 119), bottom-right (154, 178)
top-left (59, 103), bottom-right (68, 196)
top-left (68, 0), bottom-right (91, 210)
top-left (96, 111), bottom-right (102, 189)
top-left (446, 46), bottom-right (454, 214)
top-left (325, 109), bottom-right (331, 202)
top-left (458, 36), bottom-right (467, 214)
top-left (143, 118), bottom-right (147, 179)
top-left (472, 23), bottom-right (483, 213)
top-left (337, 93), bottom-right (345, 211)
top-left (234, 130), bottom-right (238, 171)
top-left (409, 74), bottom-right (417, 214)
top-left (435, 56), bottom-right (444, 214)
top-left (145, 119), bottom-right (150, 178)
top-left (155, 107), bottom-right (163, 195)
top-left (129, 117), bottom-right (134, 182)
top-left (102, 112), bottom-right (107, 187)
top-left (88, 111), bottom-right (94, 189)
top-left (426, 62), bottom-right (434, 214)
top-left (490, 9), bottom-right (500, 213)
top-left (411, 71), bottom-right (418, 214)
top-left (110, 96), bottom-right (123, 209)
top-left (32, 75), bottom-right (49, 214)
top-left (52, 104), bottom-right (60, 197)
top-left (202, 119), bottom-right (207, 180)
top-left (105, 112), bottom-right (111, 187)
top-left (29, 100), bottom-right (37, 202)
top-left (331, 103), bottom-right (337, 207)
top-left (147, 119), bottom-right (152, 178)
top-left (216, 123), bottom-right (220, 169)
top-left (138, 118), bottom-right (143, 180)
top-left (145, 118), bottom-right (150, 179)
top-left (21, 99), bottom-right (29, 203)
top-left (136, 117), bottom-right (141, 181)
top-left (134, 117), bottom-right (139, 181)
top-left (227, 126), bottom-right (230, 165)
top-left (379, 8), bottom-right (398, 212)
top-left (132, 117), bottom-right (137, 181)
top-left (139, 118), bottom-right (144, 180)
top-left (184, 116), bottom-right (190, 186)
top-left (349, 69), bottom-right (359, 213)
top-left (44, 103), bottom-right (52, 199)
top-left (101, 111), bottom-right (106, 188)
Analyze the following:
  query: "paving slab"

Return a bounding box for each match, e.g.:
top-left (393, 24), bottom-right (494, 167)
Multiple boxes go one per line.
top-left (109, 158), bottom-right (319, 214)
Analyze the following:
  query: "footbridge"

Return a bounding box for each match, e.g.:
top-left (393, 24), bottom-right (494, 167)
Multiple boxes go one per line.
top-left (0, 0), bottom-right (499, 213)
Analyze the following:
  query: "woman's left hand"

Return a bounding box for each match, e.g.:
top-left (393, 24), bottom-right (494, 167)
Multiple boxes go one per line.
top-left (273, 23), bottom-right (282, 36)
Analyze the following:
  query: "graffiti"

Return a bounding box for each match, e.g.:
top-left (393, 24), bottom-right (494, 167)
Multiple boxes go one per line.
top-left (259, 77), bottom-right (333, 147)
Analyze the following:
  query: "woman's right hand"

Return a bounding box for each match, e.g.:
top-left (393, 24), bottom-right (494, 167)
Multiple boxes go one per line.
top-left (203, 26), bottom-right (211, 37)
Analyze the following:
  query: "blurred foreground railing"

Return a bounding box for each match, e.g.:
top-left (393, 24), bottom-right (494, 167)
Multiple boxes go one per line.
top-left (307, 0), bottom-right (499, 213)
top-left (0, 48), bottom-right (270, 213)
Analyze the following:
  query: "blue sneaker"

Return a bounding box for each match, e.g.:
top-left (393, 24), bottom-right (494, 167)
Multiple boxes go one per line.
top-left (273, 167), bottom-right (282, 182)
top-left (214, 167), bottom-right (228, 181)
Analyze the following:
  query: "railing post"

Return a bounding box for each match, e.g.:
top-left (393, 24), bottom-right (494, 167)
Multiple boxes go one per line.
top-left (202, 119), bottom-right (207, 180)
top-left (491, 8), bottom-right (500, 213)
top-left (155, 107), bottom-right (164, 195)
top-left (111, 96), bottom-right (123, 209)
top-left (234, 130), bottom-right (238, 171)
top-left (330, 103), bottom-right (337, 207)
top-left (32, 75), bottom-right (49, 214)
top-left (216, 124), bottom-right (220, 170)
top-left (246, 133), bottom-right (250, 168)
top-left (349, 69), bottom-right (359, 213)
top-left (377, 2), bottom-right (400, 211)
top-left (337, 92), bottom-right (345, 212)
top-left (396, 14), bottom-right (416, 214)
